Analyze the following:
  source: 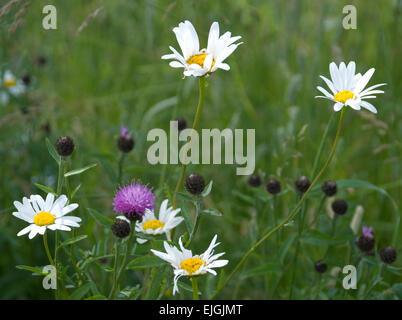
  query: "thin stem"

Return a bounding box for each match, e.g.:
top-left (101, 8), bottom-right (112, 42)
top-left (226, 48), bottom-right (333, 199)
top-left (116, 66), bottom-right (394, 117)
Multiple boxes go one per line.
top-left (363, 263), bottom-right (385, 299)
top-left (43, 232), bottom-right (55, 266)
top-left (117, 153), bottom-right (125, 184)
top-left (191, 277), bottom-right (199, 300)
top-left (172, 77), bottom-right (206, 208)
top-left (109, 240), bottom-right (121, 299)
top-left (185, 198), bottom-right (202, 248)
top-left (211, 108), bottom-right (346, 299)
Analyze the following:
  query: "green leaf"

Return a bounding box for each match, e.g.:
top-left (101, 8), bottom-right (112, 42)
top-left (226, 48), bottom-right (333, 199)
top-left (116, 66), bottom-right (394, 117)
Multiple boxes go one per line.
top-left (84, 295), bottom-right (106, 300)
top-left (71, 183), bottom-right (81, 199)
top-left (181, 205), bottom-right (194, 234)
top-left (34, 183), bottom-right (56, 195)
top-left (64, 163), bottom-right (97, 177)
top-left (58, 235), bottom-right (88, 249)
top-left (46, 138), bottom-right (61, 165)
top-left (232, 190), bottom-right (255, 205)
top-left (202, 180), bottom-right (213, 197)
top-left (175, 192), bottom-right (194, 202)
top-left (240, 262), bottom-right (282, 279)
top-left (127, 255), bottom-right (165, 269)
top-left (87, 208), bottom-right (113, 227)
top-left (16, 265), bottom-right (48, 276)
top-left (279, 233), bottom-right (297, 264)
top-left (202, 208), bottom-right (223, 217)
top-left (178, 280), bottom-right (202, 294)
top-left (70, 282), bottom-right (92, 300)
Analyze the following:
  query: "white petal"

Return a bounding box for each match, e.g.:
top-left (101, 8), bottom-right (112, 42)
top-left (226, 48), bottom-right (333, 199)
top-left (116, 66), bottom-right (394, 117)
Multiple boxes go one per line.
top-left (354, 68), bottom-right (375, 94)
top-left (17, 225), bottom-right (32, 236)
top-left (360, 101), bottom-right (378, 114)
top-left (333, 102), bottom-right (343, 112)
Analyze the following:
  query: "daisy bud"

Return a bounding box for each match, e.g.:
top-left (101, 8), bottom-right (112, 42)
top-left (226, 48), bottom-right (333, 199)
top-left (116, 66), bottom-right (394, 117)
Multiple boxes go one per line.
top-left (356, 226), bottom-right (375, 253)
top-left (22, 73), bottom-right (31, 86)
top-left (111, 219), bottom-right (131, 238)
top-left (266, 178), bottom-right (281, 195)
top-left (185, 173), bottom-right (205, 195)
top-left (314, 261), bottom-right (328, 274)
top-left (175, 117), bottom-right (187, 131)
top-left (321, 180), bottom-right (337, 197)
top-left (331, 199), bottom-right (348, 216)
top-left (117, 126), bottom-right (135, 153)
top-left (248, 175), bottom-right (261, 187)
top-left (295, 176), bottom-right (311, 193)
top-left (55, 136), bottom-right (75, 157)
top-left (379, 246), bottom-right (397, 264)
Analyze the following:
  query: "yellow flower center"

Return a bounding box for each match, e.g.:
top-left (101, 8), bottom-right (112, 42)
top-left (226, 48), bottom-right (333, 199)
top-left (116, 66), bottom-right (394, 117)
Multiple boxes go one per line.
top-left (3, 78), bottom-right (17, 87)
top-left (334, 90), bottom-right (356, 104)
top-left (187, 54), bottom-right (215, 69)
top-left (34, 212), bottom-right (56, 226)
top-left (143, 219), bottom-right (164, 230)
top-left (180, 257), bottom-right (205, 275)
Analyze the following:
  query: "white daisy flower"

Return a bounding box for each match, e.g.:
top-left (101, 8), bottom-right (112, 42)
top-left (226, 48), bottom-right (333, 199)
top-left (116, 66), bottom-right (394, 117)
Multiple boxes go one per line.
top-left (135, 199), bottom-right (183, 244)
top-left (162, 20), bottom-right (242, 77)
top-left (315, 61), bottom-right (386, 114)
top-left (12, 193), bottom-right (81, 239)
top-left (151, 234), bottom-right (228, 295)
top-left (1, 70), bottom-right (26, 105)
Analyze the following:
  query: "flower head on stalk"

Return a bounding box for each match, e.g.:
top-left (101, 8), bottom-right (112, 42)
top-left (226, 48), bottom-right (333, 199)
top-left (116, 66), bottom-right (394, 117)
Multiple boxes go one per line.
top-left (151, 234), bottom-right (228, 295)
top-left (136, 199), bottom-right (183, 243)
top-left (117, 126), bottom-right (135, 153)
top-left (316, 61), bottom-right (385, 114)
top-left (112, 180), bottom-right (155, 221)
top-left (12, 193), bottom-right (80, 239)
top-left (162, 20), bottom-right (242, 77)
top-left (1, 70), bottom-right (26, 105)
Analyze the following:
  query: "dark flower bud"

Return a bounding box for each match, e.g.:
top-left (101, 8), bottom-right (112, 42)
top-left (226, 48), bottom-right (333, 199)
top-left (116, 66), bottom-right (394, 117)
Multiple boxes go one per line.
top-left (111, 219), bottom-right (131, 238)
top-left (331, 199), bottom-right (348, 215)
top-left (295, 176), bottom-right (311, 193)
top-left (37, 55), bottom-right (47, 66)
top-left (55, 136), bottom-right (75, 157)
top-left (314, 261), bottom-right (328, 274)
top-left (248, 175), bottom-right (261, 187)
top-left (379, 246), bottom-right (397, 264)
top-left (175, 117), bottom-right (187, 131)
top-left (117, 126), bottom-right (135, 153)
top-left (321, 180), bottom-right (337, 197)
top-left (266, 178), bottom-right (281, 195)
top-left (22, 73), bottom-right (31, 86)
top-left (185, 173), bottom-right (205, 195)
top-left (356, 235), bottom-right (375, 253)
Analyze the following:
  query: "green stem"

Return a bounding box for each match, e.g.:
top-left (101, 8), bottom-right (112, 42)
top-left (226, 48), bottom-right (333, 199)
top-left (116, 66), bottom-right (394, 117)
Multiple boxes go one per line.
top-left (109, 240), bottom-right (121, 299)
top-left (43, 232), bottom-right (55, 266)
top-left (172, 77), bottom-right (206, 209)
top-left (117, 153), bottom-right (125, 185)
top-left (211, 108), bottom-right (346, 299)
top-left (191, 277), bottom-right (199, 300)
top-left (185, 198), bottom-right (202, 248)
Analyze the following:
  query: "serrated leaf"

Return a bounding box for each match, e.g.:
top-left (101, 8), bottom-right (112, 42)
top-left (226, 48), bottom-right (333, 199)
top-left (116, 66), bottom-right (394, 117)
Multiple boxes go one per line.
top-left (46, 138), bottom-right (61, 165)
top-left (64, 163), bottom-right (97, 177)
top-left (87, 208), bottom-right (113, 227)
top-left (126, 255), bottom-right (165, 269)
top-left (202, 180), bottom-right (213, 197)
top-left (58, 235), bottom-right (88, 249)
top-left (202, 208), bottom-right (223, 217)
top-left (34, 183), bottom-right (56, 195)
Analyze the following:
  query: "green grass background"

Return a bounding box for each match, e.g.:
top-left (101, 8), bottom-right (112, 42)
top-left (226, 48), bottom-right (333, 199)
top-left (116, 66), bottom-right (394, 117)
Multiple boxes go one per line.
top-left (0, 0), bottom-right (401, 299)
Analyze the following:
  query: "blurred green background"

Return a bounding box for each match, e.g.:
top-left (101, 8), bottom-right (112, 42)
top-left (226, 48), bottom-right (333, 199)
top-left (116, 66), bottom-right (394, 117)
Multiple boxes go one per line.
top-left (0, 0), bottom-right (401, 299)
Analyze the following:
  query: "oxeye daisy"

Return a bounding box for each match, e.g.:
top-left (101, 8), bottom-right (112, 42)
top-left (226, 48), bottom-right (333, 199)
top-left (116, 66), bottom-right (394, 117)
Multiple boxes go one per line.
top-left (162, 20), bottom-right (242, 77)
top-left (136, 199), bottom-right (184, 243)
top-left (316, 61), bottom-right (386, 114)
top-left (12, 193), bottom-right (80, 239)
top-left (1, 70), bottom-right (26, 105)
top-left (151, 235), bottom-right (228, 295)
top-left (112, 180), bottom-right (155, 221)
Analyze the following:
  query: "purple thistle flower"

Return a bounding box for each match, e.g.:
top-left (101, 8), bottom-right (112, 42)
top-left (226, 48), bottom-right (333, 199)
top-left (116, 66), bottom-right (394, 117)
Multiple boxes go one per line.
top-left (112, 180), bottom-right (155, 221)
top-left (362, 226), bottom-right (374, 239)
top-left (121, 126), bottom-right (130, 139)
